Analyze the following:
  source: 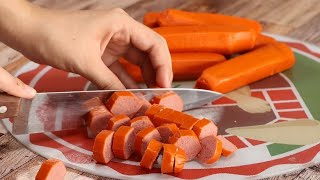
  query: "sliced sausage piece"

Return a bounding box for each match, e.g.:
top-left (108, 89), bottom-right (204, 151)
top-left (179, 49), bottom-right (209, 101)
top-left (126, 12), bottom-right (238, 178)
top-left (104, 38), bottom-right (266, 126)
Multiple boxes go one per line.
top-left (152, 108), bottom-right (175, 127)
top-left (134, 127), bottom-right (162, 157)
top-left (171, 112), bottom-right (189, 127)
top-left (168, 129), bottom-right (201, 161)
top-left (140, 139), bottom-right (163, 170)
top-left (105, 91), bottom-right (142, 118)
top-left (174, 147), bottom-right (187, 173)
top-left (216, 135), bottom-right (238, 157)
top-left (145, 104), bottom-right (166, 119)
top-left (157, 123), bottom-right (179, 143)
top-left (134, 93), bottom-right (152, 117)
top-left (197, 135), bottom-right (222, 164)
top-left (35, 159), bottom-right (66, 180)
top-left (130, 116), bottom-right (154, 134)
top-left (82, 97), bottom-right (104, 111)
top-left (85, 106), bottom-right (113, 137)
top-left (92, 130), bottom-right (114, 164)
top-left (152, 92), bottom-right (184, 111)
top-left (179, 116), bottom-right (200, 130)
top-left (161, 144), bottom-right (177, 173)
top-left (193, 118), bottom-right (218, 139)
top-left (106, 114), bottom-right (131, 131)
top-left (112, 126), bottom-right (136, 159)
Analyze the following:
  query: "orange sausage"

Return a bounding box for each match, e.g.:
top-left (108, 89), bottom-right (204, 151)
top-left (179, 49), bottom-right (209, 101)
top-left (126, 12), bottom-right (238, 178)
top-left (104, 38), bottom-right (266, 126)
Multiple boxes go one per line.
top-left (254, 34), bottom-right (276, 49)
top-left (161, 144), bottom-right (177, 173)
top-left (35, 159), bottom-right (66, 180)
top-left (152, 91), bottom-right (184, 112)
top-left (174, 147), bottom-right (186, 173)
top-left (195, 42), bottom-right (295, 93)
top-left (140, 139), bottom-right (163, 170)
top-left (119, 53), bottom-right (226, 82)
top-left (106, 114), bottom-right (131, 131)
top-left (112, 126), bottom-right (136, 159)
top-left (92, 130), bottom-right (114, 164)
top-left (134, 127), bottom-right (162, 157)
top-left (134, 93), bottom-right (152, 117)
top-left (130, 116), bottom-right (154, 134)
top-left (171, 112), bottom-right (192, 127)
top-left (85, 106), bottom-right (113, 137)
top-left (193, 118), bottom-right (218, 139)
top-left (157, 9), bottom-right (262, 34)
top-left (152, 108), bottom-right (176, 127)
top-left (105, 91), bottom-right (142, 118)
top-left (143, 12), bottom-right (161, 27)
top-left (144, 104), bottom-right (166, 120)
top-left (179, 116), bottom-right (199, 130)
top-left (157, 123), bottom-right (179, 143)
top-left (217, 135), bottom-right (238, 157)
top-left (168, 130), bottom-right (201, 161)
top-left (197, 136), bottom-right (222, 164)
top-left (154, 25), bottom-right (256, 54)
top-left (82, 97), bottom-right (104, 111)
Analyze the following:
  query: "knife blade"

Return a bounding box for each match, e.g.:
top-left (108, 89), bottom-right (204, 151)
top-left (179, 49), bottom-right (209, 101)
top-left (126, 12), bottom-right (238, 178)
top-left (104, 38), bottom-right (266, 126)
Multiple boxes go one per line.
top-left (0, 88), bottom-right (222, 135)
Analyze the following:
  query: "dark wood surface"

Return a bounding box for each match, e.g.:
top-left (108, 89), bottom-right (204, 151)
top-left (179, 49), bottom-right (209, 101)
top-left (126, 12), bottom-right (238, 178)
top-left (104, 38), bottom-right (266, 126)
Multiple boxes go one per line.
top-left (1, 0), bottom-right (320, 179)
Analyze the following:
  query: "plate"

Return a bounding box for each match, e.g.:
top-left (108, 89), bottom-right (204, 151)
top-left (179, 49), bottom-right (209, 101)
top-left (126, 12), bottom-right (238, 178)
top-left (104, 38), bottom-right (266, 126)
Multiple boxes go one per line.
top-left (2, 34), bottom-right (320, 179)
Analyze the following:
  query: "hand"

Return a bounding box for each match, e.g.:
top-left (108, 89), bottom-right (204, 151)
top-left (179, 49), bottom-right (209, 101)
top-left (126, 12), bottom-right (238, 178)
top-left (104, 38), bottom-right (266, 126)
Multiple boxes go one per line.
top-left (0, 67), bottom-right (36, 99)
top-left (0, 2), bottom-right (173, 93)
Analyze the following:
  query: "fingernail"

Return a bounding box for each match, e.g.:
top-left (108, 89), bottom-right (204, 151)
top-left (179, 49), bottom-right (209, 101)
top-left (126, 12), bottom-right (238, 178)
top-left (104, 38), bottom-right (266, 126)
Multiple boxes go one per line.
top-left (24, 85), bottom-right (37, 97)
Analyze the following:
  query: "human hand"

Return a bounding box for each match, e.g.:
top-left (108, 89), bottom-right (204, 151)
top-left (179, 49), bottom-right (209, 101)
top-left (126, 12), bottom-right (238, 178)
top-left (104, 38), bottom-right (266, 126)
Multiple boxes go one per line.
top-left (0, 67), bottom-right (36, 99)
top-left (0, 2), bottom-right (172, 91)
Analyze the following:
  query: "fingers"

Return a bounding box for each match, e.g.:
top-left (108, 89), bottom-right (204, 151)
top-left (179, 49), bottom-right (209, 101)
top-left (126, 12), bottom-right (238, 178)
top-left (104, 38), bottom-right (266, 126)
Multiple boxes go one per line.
top-left (83, 58), bottom-right (126, 90)
top-left (0, 67), bottom-right (36, 99)
top-left (123, 47), bottom-right (156, 87)
top-left (127, 20), bottom-right (173, 88)
top-left (108, 60), bottom-right (139, 89)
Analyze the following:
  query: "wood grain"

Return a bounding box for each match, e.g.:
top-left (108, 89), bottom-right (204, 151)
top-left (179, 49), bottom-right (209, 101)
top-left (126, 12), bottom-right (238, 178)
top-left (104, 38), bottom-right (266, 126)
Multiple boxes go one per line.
top-left (0, 134), bottom-right (37, 179)
top-left (0, 0), bottom-right (320, 179)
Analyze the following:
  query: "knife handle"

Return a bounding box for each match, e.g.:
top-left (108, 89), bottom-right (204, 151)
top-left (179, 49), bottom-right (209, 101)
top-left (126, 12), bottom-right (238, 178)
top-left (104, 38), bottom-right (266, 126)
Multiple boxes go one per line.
top-left (0, 93), bottom-right (22, 119)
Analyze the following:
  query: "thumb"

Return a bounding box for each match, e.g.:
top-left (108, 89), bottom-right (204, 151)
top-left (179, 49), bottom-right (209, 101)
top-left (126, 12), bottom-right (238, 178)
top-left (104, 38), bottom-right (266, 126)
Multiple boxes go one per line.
top-left (0, 67), bottom-right (36, 99)
top-left (82, 59), bottom-right (126, 90)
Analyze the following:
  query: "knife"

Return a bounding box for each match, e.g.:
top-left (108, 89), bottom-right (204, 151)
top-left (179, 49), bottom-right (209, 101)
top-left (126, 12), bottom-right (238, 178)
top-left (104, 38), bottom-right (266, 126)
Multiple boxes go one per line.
top-left (0, 88), bottom-right (222, 135)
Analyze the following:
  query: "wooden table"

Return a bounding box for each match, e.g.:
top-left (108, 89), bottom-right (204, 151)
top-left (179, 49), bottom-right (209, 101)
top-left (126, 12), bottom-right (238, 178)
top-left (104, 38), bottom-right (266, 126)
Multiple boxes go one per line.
top-left (1, 0), bottom-right (320, 179)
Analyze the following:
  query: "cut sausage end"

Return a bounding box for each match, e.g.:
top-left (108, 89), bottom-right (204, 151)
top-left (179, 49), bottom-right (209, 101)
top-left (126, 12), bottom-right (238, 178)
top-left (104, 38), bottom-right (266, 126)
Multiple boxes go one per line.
top-left (105, 91), bottom-right (143, 118)
top-left (145, 104), bottom-right (166, 120)
top-left (168, 130), bottom-right (201, 161)
top-left (157, 123), bottom-right (179, 143)
top-left (112, 126), bottom-right (136, 159)
top-left (140, 139), bottom-right (163, 170)
top-left (35, 159), bottom-right (66, 180)
top-left (106, 114), bottom-right (131, 131)
top-left (197, 136), bottom-right (222, 164)
top-left (193, 118), bottom-right (218, 139)
top-left (174, 147), bottom-right (186, 173)
top-left (85, 106), bottom-right (113, 137)
top-left (93, 130), bottom-right (114, 164)
top-left (161, 144), bottom-right (177, 173)
top-left (130, 116), bottom-right (154, 134)
top-left (134, 127), bottom-right (162, 157)
top-left (152, 92), bottom-right (184, 112)
top-left (217, 135), bottom-right (238, 157)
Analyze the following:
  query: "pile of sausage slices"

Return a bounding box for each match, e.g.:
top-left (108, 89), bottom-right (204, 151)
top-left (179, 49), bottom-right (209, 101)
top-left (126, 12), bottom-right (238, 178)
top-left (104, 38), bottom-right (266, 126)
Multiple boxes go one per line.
top-left (85, 91), bottom-right (238, 174)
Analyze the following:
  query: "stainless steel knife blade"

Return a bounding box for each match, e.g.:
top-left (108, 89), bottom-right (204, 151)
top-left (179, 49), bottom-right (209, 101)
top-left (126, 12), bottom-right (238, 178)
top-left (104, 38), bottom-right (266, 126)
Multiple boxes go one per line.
top-left (12, 88), bottom-right (222, 135)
